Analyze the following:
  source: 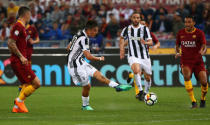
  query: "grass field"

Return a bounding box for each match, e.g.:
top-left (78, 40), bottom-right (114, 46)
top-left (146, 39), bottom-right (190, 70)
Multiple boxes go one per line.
top-left (0, 86), bottom-right (210, 125)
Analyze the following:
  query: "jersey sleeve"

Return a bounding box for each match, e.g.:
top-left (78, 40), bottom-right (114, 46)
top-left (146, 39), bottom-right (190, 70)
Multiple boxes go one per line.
top-left (120, 27), bottom-right (128, 39)
top-left (176, 31), bottom-right (181, 45)
top-left (79, 37), bottom-right (90, 51)
top-left (144, 26), bottom-right (152, 41)
top-left (199, 30), bottom-right (206, 44)
top-left (10, 25), bottom-right (21, 41)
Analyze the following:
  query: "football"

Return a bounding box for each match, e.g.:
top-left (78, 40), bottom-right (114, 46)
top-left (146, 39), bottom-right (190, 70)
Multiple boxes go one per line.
top-left (144, 92), bottom-right (158, 106)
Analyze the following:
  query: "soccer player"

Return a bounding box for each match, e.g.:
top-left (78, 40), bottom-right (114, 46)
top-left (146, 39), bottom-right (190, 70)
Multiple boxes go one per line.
top-left (18, 23), bottom-right (40, 91)
top-left (67, 20), bottom-right (132, 111)
top-left (175, 15), bottom-right (208, 108)
top-left (127, 18), bottom-right (160, 98)
top-left (8, 6), bottom-right (41, 113)
top-left (120, 12), bottom-right (153, 101)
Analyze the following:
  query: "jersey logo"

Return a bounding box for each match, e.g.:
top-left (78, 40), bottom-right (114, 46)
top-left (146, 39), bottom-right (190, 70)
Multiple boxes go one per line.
top-left (192, 35), bottom-right (196, 39)
top-left (180, 35), bottom-right (184, 38)
top-left (14, 30), bottom-right (19, 36)
top-left (29, 30), bottom-right (32, 34)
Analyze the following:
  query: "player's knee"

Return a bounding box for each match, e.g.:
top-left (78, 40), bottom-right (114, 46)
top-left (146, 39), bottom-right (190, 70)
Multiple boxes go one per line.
top-left (32, 77), bottom-right (41, 89)
top-left (200, 80), bottom-right (207, 87)
top-left (133, 69), bottom-right (139, 74)
top-left (145, 76), bottom-right (151, 82)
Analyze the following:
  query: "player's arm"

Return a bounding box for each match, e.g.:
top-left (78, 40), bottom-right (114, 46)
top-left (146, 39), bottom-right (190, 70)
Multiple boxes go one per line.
top-left (152, 42), bottom-right (160, 49)
top-left (8, 38), bottom-right (28, 64)
top-left (66, 41), bottom-right (72, 51)
top-left (141, 27), bottom-right (153, 46)
top-left (175, 31), bottom-right (181, 59)
top-left (29, 36), bottom-right (40, 44)
top-left (83, 50), bottom-right (104, 61)
top-left (124, 39), bottom-right (128, 47)
top-left (120, 36), bottom-right (125, 59)
top-left (199, 31), bottom-right (207, 55)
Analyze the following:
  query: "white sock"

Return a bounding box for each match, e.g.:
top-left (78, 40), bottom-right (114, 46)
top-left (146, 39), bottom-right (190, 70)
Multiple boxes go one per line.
top-left (17, 98), bottom-right (23, 102)
top-left (144, 79), bottom-right (151, 93)
top-left (82, 96), bottom-right (89, 106)
top-left (14, 105), bottom-right (18, 109)
top-left (108, 81), bottom-right (119, 88)
top-left (134, 74), bottom-right (143, 91)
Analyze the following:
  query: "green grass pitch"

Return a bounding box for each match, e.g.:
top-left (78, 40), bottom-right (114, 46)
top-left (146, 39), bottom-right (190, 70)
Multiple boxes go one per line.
top-left (0, 87), bottom-right (210, 125)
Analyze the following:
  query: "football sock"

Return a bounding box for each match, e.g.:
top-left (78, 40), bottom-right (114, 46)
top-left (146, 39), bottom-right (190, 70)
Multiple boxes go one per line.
top-left (82, 96), bottom-right (89, 106)
top-left (134, 81), bottom-right (139, 95)
top-left (144, 79), bottom-right (151, 94)
top-left (18, 85), bottom-right (35, 100)
top-left (108, 81), bottom-right (119, 88)
top-left (134, 74), bottom-right (143, 91)
top-left (201, 83), bottom-right (208, 100)
top-left (184, 80), bottom-right (196, 102)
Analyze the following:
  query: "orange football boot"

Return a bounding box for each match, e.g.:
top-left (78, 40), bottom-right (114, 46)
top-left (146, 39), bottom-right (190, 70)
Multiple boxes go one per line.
top-left (14, 99), bottom-right (28, 113)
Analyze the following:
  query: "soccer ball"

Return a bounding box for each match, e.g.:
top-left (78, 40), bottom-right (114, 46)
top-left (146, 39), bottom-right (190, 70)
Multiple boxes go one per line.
top-left (144, 92), bottom-right (157, 106)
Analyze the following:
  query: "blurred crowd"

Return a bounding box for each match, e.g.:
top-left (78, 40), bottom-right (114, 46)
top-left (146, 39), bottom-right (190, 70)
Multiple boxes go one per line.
top-left (0, 0), bottom-right (209, 50)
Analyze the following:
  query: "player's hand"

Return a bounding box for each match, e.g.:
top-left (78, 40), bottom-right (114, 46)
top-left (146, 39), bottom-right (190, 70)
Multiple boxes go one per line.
top-left (120, 49), bottom-right (125, 60)
top-left (151, 45), bottom-right (158, 51)
top-left (20, 56), bottom-right (28, 65)
top-left (175, 53), bottom-right (181, 59)
top-left (29, 38), bottom-right (34, 44)
top-left (99, 56), bottom-right (105, 61)
top-left (140, 39), bottom-right (146, 44)
top-left (199, 49), bottom-right (206, 55)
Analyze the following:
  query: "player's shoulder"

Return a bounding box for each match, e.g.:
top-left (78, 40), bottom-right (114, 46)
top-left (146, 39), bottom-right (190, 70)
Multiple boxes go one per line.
top-left (178, 28), bottom-right (185, 34)
top-left (195, 28), bottom-right (204, 34)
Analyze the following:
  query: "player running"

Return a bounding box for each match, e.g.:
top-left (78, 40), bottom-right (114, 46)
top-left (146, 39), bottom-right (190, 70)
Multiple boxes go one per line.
top-left (67, 20), bottom-right (132, 111)
top-left (127, 18), bottom-right (160, 98)
top-left (120, 12), bottom-right (153, 101)
top-left (8, 6), bottom-right (41, 113)
top-left (175, 15), bottom-right (208, 108)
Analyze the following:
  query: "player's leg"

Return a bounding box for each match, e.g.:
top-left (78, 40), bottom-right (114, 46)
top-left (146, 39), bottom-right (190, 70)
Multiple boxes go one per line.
top-left (144, 72), bottom-right (151, 94)
top-left (182, 65), bottom-right (197, 108)
top-left (82, 84), bottom-right (94, 110)
top-left (15, 77), bottom-right (40, 112)
top-left (93, 70), bottom-right (132, 91)
top-left (197, 71), bottom-right (208, 108)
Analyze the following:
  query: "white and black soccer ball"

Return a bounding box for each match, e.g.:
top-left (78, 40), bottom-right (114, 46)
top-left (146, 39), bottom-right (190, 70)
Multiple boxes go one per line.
top-left (144, 92), bottom-right (157, 106)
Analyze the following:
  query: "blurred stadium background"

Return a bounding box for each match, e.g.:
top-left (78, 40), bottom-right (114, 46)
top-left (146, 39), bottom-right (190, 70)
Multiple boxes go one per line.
top-left (0, 0), bottom-right (209, 86)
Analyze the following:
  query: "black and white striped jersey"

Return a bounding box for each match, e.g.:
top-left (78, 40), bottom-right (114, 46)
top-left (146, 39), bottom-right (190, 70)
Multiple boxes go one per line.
top-left (68, 30), bottom-right (90, 68)
top-left (121, 24), bottom-right (152, 59)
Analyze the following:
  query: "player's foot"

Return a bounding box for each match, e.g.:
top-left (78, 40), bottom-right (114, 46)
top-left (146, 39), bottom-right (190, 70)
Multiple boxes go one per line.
top-left (200, 100), bottom-right (206, 108)
top-left (191, 101), bottom-right (197, 109)
top-left (12, 106), bottom-right (20, 113)
top-left (137, 91), bottom-right (145, 101)
top-left (115, 84), bottom-right (132, 92)
top-left (14, 99), bottom-right (28, 113)
top-left (82, 105), bottom-right (94, 111)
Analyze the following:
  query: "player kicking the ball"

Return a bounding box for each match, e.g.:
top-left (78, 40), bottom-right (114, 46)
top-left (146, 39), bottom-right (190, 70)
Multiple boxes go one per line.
top-left (67, 20), bottom-right (132, 111)
top-left (175, 15), bottom-right (208, 108)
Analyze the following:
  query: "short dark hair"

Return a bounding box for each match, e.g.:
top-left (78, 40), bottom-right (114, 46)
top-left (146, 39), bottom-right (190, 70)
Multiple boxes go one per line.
top-left (185, 15), bottom-right (196, 22)
top-left (131, 11), bottom-right (140, 16)
top-left (18, 6), bottom-right (30, 17)
top-left (85, 20), bottom-right (98, 30)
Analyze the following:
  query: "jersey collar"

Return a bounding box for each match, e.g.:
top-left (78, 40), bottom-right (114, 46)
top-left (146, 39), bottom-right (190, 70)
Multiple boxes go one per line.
top-left (185, 27), bottom-right (196, 33)
top-left (17, 20), bottom-right (26, 27)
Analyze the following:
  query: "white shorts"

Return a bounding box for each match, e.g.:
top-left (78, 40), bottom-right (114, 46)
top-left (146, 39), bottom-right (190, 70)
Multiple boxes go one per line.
top-left (67, 61), bottom-right (97, 86)
top-left (128, 56), bottom-right (152, 75)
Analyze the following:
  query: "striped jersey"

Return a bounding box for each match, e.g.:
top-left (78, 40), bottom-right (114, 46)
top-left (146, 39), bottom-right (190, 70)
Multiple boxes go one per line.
top-left (121, 24), bottom-right (152, 59)
top-left (68, 30), bottom-right (90, 68)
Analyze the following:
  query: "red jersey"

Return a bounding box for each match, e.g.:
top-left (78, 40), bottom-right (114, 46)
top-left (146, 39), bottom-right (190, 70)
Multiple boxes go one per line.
top-left (26, 25), bottom-right (38, 60)
top-left (151, 32), bottom-right (159, 44)
top-left (176, 28), bottom-right (206, 63)
top-left (10, 21), bottom-right (28, 62)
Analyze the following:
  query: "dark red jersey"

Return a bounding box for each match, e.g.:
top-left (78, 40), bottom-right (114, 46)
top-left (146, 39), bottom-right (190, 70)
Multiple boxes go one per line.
top-left (176, 28), bottom-right (206, 63)
top-left (10, 20), bottom-right (28, 62)
top-left (26, 25), bottom-right (39, 60)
